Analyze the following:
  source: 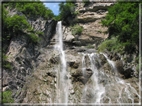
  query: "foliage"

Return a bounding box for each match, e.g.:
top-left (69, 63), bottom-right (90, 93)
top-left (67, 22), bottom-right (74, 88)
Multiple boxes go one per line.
top-left (71, 24), bottom-right (83, 35)
top-left (2, 90), bottom-right (14, 103)
top-left (4, 1), bottom-right (54, 19)
top-left (2, 53), bottom-right (12, 70)
top-left (28, 33), bottom-right (39, 43)
top-left (98, 37), bottom-right (118, 52)
top-left (36, 31), bottom-right (44, 36)
top-left (101, 2), bottom-right (139, 53)
top-left (58, 2), bottom-right (76, 24)
top-left (6, 15), bottom-right (30, 33)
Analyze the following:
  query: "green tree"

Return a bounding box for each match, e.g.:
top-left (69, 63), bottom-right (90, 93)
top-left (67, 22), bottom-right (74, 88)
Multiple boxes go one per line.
top-left (58, 2), bottom-right (76, 25)
top-left (6, 15), bottom-right (30, 34)
top-left (101, 2), bottom-right (139, 53)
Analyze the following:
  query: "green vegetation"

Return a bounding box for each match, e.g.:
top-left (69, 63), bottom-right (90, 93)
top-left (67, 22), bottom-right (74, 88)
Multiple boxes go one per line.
top-left (2, 0), bottom-right (54, 46)
top-left (99, 2), bottom-right (139, 54)
top-left (58, 2), bottom-right (77, 25)
top-left (2, 90), bottom-right (14, 103)
top-left (71, 24), bottom-right (83, 35)
top-left (98, 37), bottom-right (122, 52)
top-left (4, 1), bottom-right (54, 19)
top-left (2, 53), bottom-right (12, 70)
top-left (28, 33), bottom-right (39, 43)
top-left (2, 1), bottom-right (54, 69)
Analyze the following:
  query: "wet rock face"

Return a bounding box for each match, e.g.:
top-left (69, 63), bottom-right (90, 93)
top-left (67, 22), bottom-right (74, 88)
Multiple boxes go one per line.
top-left (105, 51), bottom-right (137, 79)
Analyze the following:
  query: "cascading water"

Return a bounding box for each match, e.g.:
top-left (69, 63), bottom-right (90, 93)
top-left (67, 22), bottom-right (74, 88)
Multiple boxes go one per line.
top-left (54, 21), bottom-right (69, 104)
top-left (79, 52), bottom-right (140, 105)
top-left (53, 21), bottom-right (140, 105)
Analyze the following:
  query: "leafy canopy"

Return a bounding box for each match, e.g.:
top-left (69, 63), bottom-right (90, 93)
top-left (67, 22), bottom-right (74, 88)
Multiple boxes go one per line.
top-left (58, 2), bottom-right (77, 24)
top-left (100, 2), bottom-right (139, 53)
top-left (4, 1), bottom-right (54, 19)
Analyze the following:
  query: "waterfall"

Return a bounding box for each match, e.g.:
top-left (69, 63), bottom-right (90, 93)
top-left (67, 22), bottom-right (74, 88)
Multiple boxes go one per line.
top-left (53, 21), bottom-right (140, 105)
top-left (54, 21), bottom-right (69, 104)
top-left (79, 52), bottom-right (140, 105)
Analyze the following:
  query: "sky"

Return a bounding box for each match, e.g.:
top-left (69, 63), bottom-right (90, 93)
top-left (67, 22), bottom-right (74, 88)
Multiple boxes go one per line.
top-left (41, 0), bottom-right (66, 16)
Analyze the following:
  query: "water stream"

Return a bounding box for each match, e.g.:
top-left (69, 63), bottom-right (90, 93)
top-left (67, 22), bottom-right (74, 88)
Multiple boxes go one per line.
top-left (54, 21), bottom-right (69, 104)
top-left (80, 53), bottom-right (140, 105)
top-left (53, 21), bottom-right (140, 105)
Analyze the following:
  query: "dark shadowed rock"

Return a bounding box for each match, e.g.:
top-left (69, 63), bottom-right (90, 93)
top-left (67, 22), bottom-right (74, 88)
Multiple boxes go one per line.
top-left (115, 60), bottom-right (124, 74)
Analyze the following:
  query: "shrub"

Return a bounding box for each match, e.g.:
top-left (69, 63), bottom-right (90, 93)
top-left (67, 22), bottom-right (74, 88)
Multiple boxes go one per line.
top-left (59, 2), bottom-right (76, 24)
top-left (5, 1), bottom-right (54, 19)
top-left (28, 33), bottom-right (39, 43)
top-left (36, 31), bottom-right (44, 36)
top-left (2, 53), bottom-right (12, 70)
top-left (6, 14), bottom-right (30, 33)
top-left (71, 24), bottom-right (83, 35)
top-left (101, 2), bottom-right (139, 51)
top-left (2, 90), bottom-right (14, 103)
top-left (98, 37), bottom-right (118, 52)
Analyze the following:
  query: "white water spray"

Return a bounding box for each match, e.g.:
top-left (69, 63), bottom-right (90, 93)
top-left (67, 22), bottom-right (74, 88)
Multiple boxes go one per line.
top-left (53, 21), bottom-right (140, 105)
top-left (54, 21), bottom-right (69, 104)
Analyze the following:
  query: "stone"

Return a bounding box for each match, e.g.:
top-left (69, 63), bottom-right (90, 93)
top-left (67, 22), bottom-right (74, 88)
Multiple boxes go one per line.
top-left (65, 34), bottom-right (75, 42)
top-left (72, 41), bottom-right (82, 46)
top-left (99, 54), bottom-right (107, 65)
top-left (124, 68), bottom-right (134, 78)
top-left (49, 55), bottom-right (60, 64)
top-left (68, 61), bottom-right (79, 69)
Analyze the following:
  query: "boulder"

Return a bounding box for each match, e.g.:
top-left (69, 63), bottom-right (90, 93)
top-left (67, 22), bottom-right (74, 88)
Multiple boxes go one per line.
top-left (68, 61), bottom-right (79, 69)
top-left (65, 34), bottom-right (75, 43)
top-left (124, 68), bottom-right (134, 78)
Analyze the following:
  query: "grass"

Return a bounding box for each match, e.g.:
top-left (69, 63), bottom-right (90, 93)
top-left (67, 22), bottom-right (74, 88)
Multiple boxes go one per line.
top-left (71, 24), bottom-right (83, 36)
top-left (98, 37), bottom-right (124, 53)
top-left (2, 90), bottom-right (14, 103)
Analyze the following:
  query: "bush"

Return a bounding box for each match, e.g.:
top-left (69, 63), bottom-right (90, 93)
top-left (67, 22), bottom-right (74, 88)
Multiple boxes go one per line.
top-left (101, 2), bottom-right (139, 49)
top-left (71, 24), bottom-right (83, 35)
top-left (5, 1), bottom-right (54, 19)
top-left (2, 90), bottom-right (14, 103)
top-left (59, 2), bottom-right (76, 24)
top-left (36, 31), bottom-right (44, 36)
top-left (2, 53), bottom-right (12, 70)
top-left (28, 33), bottom-right (39, 43)
top-left (98, 37), bottom-right (118, 52)
top-left (6, 14), bottom-right (30, 33)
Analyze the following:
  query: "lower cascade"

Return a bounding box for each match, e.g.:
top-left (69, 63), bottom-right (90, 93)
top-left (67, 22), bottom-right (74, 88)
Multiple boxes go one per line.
top-left (50, 21), bottom-right (140, 105)
top-left (22, 21), bottom-right (140, 105)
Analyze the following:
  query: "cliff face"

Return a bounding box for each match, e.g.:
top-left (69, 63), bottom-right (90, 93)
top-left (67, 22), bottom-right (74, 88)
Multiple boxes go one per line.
top-left (2, 2), bottom-right (140, 104)
top-left (62, 3), bottom-right (114, 48)
top-left (2, 7), bottom-right (57, 102)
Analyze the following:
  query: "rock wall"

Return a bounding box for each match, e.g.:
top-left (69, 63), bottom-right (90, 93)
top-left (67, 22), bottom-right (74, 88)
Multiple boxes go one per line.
top-left (62, 2), bottom-right (112, 48)
top-left (2, 8), bottom-right (57, 102)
